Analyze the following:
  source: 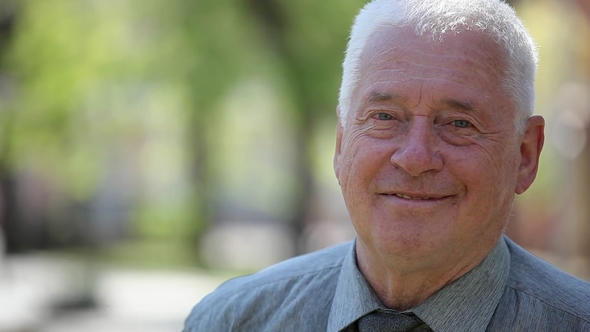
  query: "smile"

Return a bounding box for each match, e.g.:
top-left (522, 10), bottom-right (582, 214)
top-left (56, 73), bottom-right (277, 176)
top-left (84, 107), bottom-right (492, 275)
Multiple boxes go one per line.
top-left (379, 192), bottom-right (452, 201)
top-left (393, 194), bottom-right (435, 200)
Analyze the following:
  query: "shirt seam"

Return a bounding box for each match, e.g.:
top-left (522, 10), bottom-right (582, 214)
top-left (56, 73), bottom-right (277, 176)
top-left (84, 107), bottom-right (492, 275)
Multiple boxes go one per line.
top-left (505, 284), bottom-right (590, 323)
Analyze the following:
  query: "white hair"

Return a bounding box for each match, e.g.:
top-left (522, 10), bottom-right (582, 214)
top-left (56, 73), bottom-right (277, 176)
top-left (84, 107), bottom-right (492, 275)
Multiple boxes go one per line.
top-left (338, 0), bottom-right (538, 134)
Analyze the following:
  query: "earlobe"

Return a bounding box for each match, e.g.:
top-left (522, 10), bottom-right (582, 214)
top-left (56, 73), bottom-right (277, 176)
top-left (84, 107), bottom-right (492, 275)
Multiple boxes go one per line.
top-left (515, 115), bottom-right (545, 194)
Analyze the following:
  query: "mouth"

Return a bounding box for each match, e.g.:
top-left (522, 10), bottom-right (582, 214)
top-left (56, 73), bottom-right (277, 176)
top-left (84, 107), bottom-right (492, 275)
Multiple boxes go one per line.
top-left (392, 193), bottom-right (435, 200)
top-left (380, 193), bottom-right (452, 201)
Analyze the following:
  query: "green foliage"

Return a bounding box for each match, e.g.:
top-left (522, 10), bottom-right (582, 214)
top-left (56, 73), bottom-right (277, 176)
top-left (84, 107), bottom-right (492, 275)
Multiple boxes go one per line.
top-left (278, 0), bottom-right (363, 116)
top-left (0, 0), bottom-right (365, 254)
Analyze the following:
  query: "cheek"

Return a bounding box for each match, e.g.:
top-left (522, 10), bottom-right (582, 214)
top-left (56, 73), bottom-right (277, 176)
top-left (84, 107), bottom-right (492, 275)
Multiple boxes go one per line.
top-left (483, 144), bottom-right (521, 186)
top-left (338, 138), bottom-right (394, 199)
top-left (462, 137), bottom-right (520, 178)
top-left (449, 143), bottom-right (519, 206)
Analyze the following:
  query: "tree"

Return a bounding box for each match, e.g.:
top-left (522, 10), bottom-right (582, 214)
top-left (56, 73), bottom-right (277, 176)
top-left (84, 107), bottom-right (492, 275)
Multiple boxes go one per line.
top-left (243, 0), bottom-right (362, 250)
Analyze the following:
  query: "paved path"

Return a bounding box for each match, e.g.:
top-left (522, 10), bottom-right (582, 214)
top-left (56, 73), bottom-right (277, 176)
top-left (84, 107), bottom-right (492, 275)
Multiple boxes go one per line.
top-left (0, 254), bottom-right (233, 332)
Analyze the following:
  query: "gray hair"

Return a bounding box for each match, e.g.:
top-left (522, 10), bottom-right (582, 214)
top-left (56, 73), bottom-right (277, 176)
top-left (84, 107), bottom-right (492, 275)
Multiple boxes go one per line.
top-left (338, 0), bottom-right (538, 133)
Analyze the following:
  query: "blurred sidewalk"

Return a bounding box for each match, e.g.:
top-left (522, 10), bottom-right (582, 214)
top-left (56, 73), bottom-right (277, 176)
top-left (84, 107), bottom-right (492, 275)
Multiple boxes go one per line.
top-left (0, 253), bottom-right (232, 332)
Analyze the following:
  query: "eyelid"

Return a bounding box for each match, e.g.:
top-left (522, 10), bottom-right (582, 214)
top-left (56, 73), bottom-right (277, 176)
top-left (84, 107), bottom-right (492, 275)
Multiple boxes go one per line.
top-left (440, 117), bottom-right (483, 135)
top-left (439, 112), bottom-right (476, 124)
top-left (367, 109), bottom-right (401, 119)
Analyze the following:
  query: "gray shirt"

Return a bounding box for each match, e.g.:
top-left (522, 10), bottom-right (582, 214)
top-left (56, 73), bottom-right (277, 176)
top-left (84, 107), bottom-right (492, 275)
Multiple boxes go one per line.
top-left (184, 236), bottom-right (590, 331)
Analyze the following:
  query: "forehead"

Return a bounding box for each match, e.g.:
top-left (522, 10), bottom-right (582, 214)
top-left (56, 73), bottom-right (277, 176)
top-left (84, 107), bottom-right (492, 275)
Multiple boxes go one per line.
top-left (354, 27), bottom-right (509, 111)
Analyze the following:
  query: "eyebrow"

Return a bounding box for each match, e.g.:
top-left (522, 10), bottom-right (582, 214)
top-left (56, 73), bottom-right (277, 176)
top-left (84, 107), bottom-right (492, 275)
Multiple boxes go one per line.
top-left (368, 92), bottom-right (398, 102)
top-left (442, 98), bottom-right (478, 112)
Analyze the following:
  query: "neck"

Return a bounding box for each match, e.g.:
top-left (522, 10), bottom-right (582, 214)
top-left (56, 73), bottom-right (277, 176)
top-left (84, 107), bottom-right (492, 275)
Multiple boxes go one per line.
top-left (355, 239), bottom-right (497, 311)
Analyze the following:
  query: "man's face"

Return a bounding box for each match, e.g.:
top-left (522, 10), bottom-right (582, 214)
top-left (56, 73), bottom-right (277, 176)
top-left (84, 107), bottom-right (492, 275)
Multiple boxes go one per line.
top-left (334, 28), bottom-right (543, 270)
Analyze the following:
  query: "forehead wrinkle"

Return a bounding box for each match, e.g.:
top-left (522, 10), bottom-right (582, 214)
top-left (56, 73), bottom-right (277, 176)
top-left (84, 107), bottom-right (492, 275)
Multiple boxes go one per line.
top-left (362, 67), bottom-right (493, 97)
top-left (365, 53), bottom-right (498, 77)
top-left (363, 44), bottom-right (403, 65)
top-left (411, 60), bottom-right (495, 85)
top-left (363, 68), bottom-right (406, 83)
top-left (364, 47), bottom-right (503, 88)
top-left (368, 44), bottom-right (490, 67)
top-left (366, 63), bottom-right (498, 92)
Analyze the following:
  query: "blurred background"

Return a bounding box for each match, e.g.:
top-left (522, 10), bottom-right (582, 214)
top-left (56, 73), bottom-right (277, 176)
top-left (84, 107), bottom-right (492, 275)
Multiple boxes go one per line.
top-left (0, 0), bottom-right (588, 331)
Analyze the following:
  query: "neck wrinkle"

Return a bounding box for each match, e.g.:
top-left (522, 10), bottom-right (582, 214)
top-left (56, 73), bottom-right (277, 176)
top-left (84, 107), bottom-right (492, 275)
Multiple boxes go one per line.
top-left (355, 237), bottom-right (497, 311)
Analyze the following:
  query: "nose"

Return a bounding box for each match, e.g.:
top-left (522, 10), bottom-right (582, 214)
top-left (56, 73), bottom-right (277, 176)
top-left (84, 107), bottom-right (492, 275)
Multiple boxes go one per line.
top-left (390, 116), bottom-right (443, 176)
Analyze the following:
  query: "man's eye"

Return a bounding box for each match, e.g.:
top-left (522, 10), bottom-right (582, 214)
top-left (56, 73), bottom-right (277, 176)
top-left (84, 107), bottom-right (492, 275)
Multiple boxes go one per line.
top-left (375, 113), bottom-right (393, 120)
top-left (452, 120), bottom-right (471, 128)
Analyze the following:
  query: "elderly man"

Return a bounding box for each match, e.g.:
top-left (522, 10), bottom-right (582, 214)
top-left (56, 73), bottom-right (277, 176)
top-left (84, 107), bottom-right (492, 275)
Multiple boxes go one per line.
top-left (184, 0), bottom-right (590, 330)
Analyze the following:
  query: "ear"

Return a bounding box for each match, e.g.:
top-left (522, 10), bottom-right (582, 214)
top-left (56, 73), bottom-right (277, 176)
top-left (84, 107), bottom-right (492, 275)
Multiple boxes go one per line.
top-left (515, 115), bottom-right (545, 194)
top-left (334, 106), bottom-right (344, 181)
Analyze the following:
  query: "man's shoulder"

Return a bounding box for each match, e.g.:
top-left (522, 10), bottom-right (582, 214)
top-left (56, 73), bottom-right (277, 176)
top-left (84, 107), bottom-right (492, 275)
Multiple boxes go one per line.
top-left (505, 237), bottom-right (590, 319)
top-left (218, 239), bottom-right (350, 292)
top-left (183, 240), bottom-right (353, 331)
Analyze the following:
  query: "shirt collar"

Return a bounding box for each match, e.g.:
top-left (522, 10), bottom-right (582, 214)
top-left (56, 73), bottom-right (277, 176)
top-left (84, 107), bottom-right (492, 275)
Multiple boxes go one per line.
top-left (327, 236), bottom-right (510, 332)
top-left (327, 238), bottom-right (383, 332)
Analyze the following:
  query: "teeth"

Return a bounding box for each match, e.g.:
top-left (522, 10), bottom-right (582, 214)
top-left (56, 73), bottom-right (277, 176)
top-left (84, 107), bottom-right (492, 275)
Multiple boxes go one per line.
top-left (395, 194), bottom-right (431, 200)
